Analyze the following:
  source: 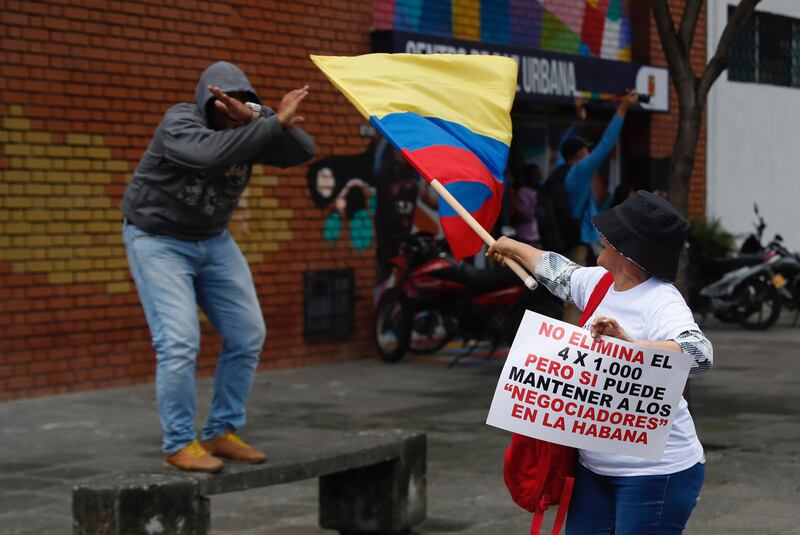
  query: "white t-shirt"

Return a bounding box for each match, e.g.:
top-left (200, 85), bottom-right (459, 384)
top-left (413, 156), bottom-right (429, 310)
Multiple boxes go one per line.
top-left (569, 266), bottom-right (705, 476)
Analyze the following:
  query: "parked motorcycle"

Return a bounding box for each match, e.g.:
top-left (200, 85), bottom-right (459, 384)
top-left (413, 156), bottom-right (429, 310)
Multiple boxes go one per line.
top-left (374, 233), bottom-right (559, 363)
top-left (692, 205), bottom-right (799, 330)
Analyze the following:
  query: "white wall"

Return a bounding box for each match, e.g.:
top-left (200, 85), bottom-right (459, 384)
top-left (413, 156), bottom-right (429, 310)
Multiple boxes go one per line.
top-left (707, 0), bottom-right (800, 251)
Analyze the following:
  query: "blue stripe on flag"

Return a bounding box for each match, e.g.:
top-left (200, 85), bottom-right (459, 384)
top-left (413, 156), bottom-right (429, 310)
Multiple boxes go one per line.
top-left (372, 112), bottom-right (508, 183)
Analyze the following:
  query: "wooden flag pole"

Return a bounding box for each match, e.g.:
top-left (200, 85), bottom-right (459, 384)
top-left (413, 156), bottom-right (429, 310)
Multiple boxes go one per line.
top-left (429, 179), bottom-right (538, 290)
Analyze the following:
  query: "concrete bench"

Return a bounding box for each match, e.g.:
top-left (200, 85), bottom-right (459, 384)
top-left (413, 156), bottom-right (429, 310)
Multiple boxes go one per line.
top-left (72, 429), bottom-right (426, 535)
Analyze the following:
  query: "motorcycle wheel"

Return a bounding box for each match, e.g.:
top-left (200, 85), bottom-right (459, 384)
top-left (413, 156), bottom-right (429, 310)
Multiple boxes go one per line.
top-left (408, 309), bottom-right (456, 354)
top-left (375, 288), bottom-right (413, 362)
top-left (734, 278), bottom-right (782, 330)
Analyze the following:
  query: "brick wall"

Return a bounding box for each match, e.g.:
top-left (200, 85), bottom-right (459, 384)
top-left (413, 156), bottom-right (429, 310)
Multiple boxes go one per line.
top-left (0, 1), bottom-right (376, 400)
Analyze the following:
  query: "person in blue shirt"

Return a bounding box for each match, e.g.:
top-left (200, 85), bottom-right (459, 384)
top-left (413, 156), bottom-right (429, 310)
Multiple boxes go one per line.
top-left (556, 92), bottom-right (638, 267)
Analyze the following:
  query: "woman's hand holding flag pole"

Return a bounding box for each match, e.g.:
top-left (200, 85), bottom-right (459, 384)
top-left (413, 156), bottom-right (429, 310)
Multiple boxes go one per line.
top-left (311, 53), bottom-right (537, 290)
top-left (427, 178), bottom-right (536, 289)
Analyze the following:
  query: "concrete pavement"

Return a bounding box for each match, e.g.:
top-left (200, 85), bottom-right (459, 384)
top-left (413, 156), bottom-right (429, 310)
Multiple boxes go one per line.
top-left (1, 318), bottom-right (799, 535)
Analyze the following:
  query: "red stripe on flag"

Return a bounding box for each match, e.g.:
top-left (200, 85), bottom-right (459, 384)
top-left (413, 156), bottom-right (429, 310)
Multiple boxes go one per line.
top-left (400, 145), bottom-right (503, 187)
top-left (439, 193), bottom-right (501, 259)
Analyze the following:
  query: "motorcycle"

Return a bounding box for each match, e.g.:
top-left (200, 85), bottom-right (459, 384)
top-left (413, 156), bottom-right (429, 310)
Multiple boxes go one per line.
top-left (375, 233), bottom-right (560, 363)
top-left (693, 205), bottom-right (799, 330)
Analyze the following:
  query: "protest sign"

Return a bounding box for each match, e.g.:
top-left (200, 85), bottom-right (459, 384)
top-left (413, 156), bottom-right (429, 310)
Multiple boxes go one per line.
top-left (486, 311), bottom-right (693, 459)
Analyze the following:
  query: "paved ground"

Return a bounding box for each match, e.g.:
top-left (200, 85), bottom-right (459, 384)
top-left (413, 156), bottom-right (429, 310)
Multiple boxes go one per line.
top-left (1, 316), bottom-right (799, 535)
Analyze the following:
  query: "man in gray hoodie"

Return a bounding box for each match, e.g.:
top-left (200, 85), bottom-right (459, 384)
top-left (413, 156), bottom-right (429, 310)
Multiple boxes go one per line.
top-left (121, 61), bottom-right (315, 472)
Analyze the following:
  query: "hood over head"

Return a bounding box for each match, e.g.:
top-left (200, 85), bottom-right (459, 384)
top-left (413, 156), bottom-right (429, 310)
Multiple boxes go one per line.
top-left (195, 61), bottom-right (261, 121)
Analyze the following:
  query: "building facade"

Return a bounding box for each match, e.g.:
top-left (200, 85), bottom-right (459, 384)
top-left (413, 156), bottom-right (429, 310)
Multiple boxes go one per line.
top-left (0, 0), bottom-right (707, 400)
top-left (707, 0), bottom-right (800, 250)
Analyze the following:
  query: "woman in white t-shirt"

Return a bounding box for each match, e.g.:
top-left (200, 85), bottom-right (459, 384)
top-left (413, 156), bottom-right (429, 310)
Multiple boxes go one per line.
top-left (487, 190), bottom-right (712, 534)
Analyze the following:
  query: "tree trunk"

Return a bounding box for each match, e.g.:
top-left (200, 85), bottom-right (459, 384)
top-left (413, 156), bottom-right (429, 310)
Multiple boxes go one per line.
top-left (667, 103), bottom-right (703, 216)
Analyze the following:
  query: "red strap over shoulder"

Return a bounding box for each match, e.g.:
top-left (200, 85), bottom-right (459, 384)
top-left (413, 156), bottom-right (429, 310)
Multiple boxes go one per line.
top-left (578, 272), bottom-right (614, 327)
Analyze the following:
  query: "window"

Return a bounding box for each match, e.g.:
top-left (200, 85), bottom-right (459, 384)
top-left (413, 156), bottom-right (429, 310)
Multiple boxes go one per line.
top-left (303, 269), bottom-right (354, 339)
top-left (728, 7), bottom-right (800, 89)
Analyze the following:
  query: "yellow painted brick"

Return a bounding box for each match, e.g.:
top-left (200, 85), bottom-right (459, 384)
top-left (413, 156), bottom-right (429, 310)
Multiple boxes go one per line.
top-left (263, 242), bottom-right (279, 252)
top-left (26, 184), bottom-right (52, 196)
top-left (32, 248), bottom-right (46, 259)
top-left (26, 209), bottom-right (51, 221)
top-left (0, 248), bottom-right (31, 261)
top-left (86, 172), bottom-right (112, 183)
top-left (5, 222), bottom-right (32, 234)
top-left (26, 235), bottom-right (53, 247)
top-left (67, 235), bottom-right (92, 245)
top-left (48, 272), bottom-right (75, 284)
top-left (28, 260), bottom-right (53, 272)
top-left (91, 135), bottom-right (105, 146)
top-left (45, 197), bottom-right (72, 208)
top-left (1, 171), bottom-right (28, 183)
top-left (85, 270), bottom-right (113, 282)
top-left (86, 222), bottom-right (112, 233)
top-left (30, 145), bottom-right (45, 156)
top-left (87, 247), bottom-right (112, 258)
top-left (75, 272), bottom-right (87, 282)
top-left (5, 144), bottom-right (31, 156)
top-left (3, 117), bottom-right (31, 130)
top-left (110, 270), bottom-right (126, 281)
top-left (0, 131), bottom-right (8, 142)
top-left (8, 105), bottom-right (24, 116)
top-left (106, 257), bottom-right (129, 269)
top-left (46, 146), bottom-right (72, 157)
top-left (274, 209), bottom-right (293, 219)
top-left (71, 185), bottom-right (92, 195)
top-left (5, 197), bottom-right (29, 208)
top-left (46, 248), bottom-right (72, 259)
top-left (25, 158), bottom-right (51, 170)
top-left (105, 160), bottom-right (130, 172)
top-left (274, 231), bottom-right (293, 241)
top-left (66, 133), bottom-right (92, 146)
top-left (0, 235), bottom-right (9, 247)
top-left (67, 258), bottom-right (92, 270)
top-left (45, 171), bottom-right (72, 183)
top-left (66, 159), bottom-right (92, 171)
top-left (87, 147), bottom-right (112, 159)
top-left (91, 260), bottom-right (106, 269)
top-left (67, 210), bottom-right (92, 221)
top-left (9, 132), bottom-right (23, 142)
top-left (9, 157), bottom-right (24, 167)
top-left (103, 209), bottom-right (120, 220)
top-left (106, 281), bottom-right (131, 294)
top-left (87, 198), bottom-right (108, 208)
top-left (12, 262), bottom-right (27, 274)
top-left (24, 131), bottom-right (52, 144)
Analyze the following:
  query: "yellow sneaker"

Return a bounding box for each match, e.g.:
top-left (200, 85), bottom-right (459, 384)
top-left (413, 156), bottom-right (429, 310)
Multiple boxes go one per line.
top-left (201, 432), bottom-right (266, 464)
top-left (165, 440), bottom-right (224, 473)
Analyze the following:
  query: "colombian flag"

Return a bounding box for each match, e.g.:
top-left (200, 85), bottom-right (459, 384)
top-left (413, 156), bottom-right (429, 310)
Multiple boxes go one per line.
top-left (311, 54), bottom-right (518, 259)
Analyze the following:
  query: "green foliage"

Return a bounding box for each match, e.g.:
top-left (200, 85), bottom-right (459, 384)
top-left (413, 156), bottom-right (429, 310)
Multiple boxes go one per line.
top-left (688, 218), bottom-right (735, 267)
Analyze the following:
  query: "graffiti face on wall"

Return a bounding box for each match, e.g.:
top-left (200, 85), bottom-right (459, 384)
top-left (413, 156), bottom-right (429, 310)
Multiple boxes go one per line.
top-left (306, 142), bottom-right (377, 251)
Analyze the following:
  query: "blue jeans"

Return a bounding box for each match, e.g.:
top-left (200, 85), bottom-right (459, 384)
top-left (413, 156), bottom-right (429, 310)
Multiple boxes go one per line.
top-left (566, 462), bottom-right (705, 535)
top-left (123, 222), bottom-right (266, 454)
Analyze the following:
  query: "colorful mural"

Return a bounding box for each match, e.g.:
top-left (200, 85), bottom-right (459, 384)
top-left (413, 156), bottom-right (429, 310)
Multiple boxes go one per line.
top-left (374, 0), bottom-right (632, 61)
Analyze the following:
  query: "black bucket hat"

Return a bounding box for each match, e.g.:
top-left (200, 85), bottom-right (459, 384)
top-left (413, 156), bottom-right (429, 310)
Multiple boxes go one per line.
top-left (592, 190), bottom-right (689, 282)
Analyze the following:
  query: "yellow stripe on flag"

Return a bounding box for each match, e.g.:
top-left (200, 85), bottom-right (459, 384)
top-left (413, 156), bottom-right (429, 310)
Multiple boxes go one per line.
top-left (310, 53), bottom-right (517, 145)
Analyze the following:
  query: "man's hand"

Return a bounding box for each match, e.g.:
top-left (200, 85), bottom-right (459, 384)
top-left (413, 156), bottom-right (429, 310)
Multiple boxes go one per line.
top-left (574, 97), bottom-right (587, 122)
top-left (277, 85), bottom-right (309, 127)
top-left (208, 85), bottom-right (257, 125)
top-left (616, 90), bottom-right (639, 117)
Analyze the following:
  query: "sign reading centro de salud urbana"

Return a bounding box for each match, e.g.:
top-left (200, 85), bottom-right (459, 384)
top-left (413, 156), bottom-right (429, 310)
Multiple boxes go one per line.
top-left (371, 30), bottom-right (669, 113)
top-left (486, 311), bottom-right (693, 459)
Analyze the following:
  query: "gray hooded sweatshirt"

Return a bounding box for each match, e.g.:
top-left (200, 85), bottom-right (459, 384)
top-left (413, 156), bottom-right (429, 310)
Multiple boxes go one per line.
top-left (121, 61), bottom-right (315, 240)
